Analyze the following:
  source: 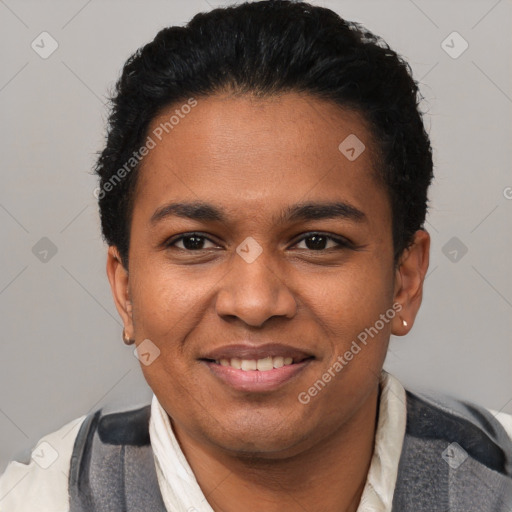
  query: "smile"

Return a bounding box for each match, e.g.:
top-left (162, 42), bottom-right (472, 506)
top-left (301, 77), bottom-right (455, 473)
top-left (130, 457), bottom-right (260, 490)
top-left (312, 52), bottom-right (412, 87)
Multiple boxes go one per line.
top-left (202, 357), bottom-right (314, 392)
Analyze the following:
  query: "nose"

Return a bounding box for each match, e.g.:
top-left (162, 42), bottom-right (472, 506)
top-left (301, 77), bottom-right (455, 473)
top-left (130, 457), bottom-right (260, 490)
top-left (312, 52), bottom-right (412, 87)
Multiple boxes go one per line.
top-left (215, 248), bottom-right (297, 327)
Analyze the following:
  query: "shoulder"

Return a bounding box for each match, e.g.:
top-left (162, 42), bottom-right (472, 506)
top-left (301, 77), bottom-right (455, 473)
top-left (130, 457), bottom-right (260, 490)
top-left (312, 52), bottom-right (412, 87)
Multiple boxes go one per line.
top-left (0, 414), bottom-right (86, 512)
top-left (0, 403), bottom-right (153, 512)
top-left (69, 402), bottom-right (152, 485)
top-left (68, 403), bottom-right (161, 512)
top-left (76, 402), bottom-right (152, 447)
top-left (489, 408), bottom-right (512, 442)
top-left (393, 388), bottom-right (512, 510)
top-left (403, 388), bottom-right (512, 475)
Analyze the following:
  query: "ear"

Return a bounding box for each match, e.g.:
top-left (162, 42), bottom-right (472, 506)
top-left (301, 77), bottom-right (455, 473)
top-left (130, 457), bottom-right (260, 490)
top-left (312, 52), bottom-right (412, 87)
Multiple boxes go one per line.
top-left (391, 229), bottom-right (430, 336)
top-left (106, 246), bottom-right (134, 339)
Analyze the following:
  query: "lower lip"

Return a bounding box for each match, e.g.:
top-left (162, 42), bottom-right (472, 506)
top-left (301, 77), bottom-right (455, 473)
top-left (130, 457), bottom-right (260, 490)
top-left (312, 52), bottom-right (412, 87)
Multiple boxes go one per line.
top-left (202, 359), bottom-right (313, 392)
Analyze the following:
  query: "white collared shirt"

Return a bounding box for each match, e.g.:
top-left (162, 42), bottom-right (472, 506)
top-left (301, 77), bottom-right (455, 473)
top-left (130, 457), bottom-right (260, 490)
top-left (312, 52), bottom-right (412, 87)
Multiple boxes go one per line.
top-left (1, 372), bottom-right (511, 512)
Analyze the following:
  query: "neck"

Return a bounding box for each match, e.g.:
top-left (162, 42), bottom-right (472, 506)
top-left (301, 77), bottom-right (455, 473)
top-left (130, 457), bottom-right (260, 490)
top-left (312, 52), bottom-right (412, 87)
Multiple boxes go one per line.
top-left (171, 386), bottom-right (380, 512)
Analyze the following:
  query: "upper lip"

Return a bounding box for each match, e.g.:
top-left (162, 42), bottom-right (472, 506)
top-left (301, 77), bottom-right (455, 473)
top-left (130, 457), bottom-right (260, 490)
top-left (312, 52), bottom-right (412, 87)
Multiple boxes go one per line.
top-left (200, 343), bottom-right (315, 362)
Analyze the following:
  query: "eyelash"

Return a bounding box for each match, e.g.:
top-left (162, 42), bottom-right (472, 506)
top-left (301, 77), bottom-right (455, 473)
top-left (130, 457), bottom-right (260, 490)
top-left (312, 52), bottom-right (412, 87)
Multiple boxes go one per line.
top-left (164, 232), bottom-right (353, 252)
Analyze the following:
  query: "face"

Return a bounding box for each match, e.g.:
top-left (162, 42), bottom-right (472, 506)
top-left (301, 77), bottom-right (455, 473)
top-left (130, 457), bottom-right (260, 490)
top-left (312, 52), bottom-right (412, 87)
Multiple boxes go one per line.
top-left (108, 92), bottom-right (428, 458)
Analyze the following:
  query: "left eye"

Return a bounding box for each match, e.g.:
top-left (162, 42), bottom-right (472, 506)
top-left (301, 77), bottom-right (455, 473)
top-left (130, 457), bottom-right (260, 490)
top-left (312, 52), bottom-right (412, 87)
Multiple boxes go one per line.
top-left (294, 233), bottom-right (348, 251)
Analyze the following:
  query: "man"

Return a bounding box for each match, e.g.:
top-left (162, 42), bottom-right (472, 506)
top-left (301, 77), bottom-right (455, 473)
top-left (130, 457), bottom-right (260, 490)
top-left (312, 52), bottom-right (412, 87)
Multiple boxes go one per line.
top-left (1, 1), bottom-right (511, 511)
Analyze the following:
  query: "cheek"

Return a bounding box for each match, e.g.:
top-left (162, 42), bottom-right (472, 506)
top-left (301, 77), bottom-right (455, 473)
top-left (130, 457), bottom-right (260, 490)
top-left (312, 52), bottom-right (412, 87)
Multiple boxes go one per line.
top-left (130, 264), bottom-right (209, 338)
top-left (129, 268), bottom-right (210, 410)
top-left (304, 258), bottom-right (395, 341)
top-left (127, 263), bottom-right (219, 397)
top-left (297, 261), bottom-right (394, 413)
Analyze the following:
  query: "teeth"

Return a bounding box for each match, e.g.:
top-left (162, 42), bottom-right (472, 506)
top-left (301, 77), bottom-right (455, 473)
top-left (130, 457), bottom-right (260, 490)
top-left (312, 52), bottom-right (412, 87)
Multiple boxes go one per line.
top-left (256, 357), bottom-right (273, 371)
top-left (241, 359), bottom-right (257, 371)
top-left (273, 356), bottom-right (284, 368)
top-left (214, 356), bottom-right (298, 371)
top-left (230, 358), bottom-right (242, 369)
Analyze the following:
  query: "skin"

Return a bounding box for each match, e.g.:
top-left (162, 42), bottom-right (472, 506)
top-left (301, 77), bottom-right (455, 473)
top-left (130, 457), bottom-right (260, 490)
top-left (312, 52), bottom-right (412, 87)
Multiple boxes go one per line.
top-left (107, 92), bottom-right (430, 512)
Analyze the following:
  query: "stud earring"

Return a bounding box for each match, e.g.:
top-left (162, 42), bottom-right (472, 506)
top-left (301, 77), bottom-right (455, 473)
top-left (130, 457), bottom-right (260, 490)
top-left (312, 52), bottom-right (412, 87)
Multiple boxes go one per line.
top-left (122, 328), bottom-right (135, 345)
top-left (402, 319), bottom-right (408, 327)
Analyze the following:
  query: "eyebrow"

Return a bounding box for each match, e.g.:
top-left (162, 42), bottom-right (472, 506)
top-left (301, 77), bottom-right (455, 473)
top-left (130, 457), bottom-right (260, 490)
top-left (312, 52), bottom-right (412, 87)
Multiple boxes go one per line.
top-left (150, 200), bottom-right (367, 226)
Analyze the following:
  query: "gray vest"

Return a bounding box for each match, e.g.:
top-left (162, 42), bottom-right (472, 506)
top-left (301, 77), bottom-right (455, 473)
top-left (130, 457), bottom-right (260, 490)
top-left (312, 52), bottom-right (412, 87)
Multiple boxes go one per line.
top-left (68, 390), bottom-right (512, 511)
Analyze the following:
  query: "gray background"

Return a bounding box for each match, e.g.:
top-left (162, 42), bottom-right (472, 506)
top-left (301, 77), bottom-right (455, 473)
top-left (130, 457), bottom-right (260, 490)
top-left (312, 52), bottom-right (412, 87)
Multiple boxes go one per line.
top-left (0, 0), bottom-right (511, 472)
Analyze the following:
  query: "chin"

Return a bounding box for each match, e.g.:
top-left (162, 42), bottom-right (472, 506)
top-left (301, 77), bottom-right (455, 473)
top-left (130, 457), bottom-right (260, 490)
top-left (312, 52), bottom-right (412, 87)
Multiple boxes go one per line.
top-left (207, 417), bottom-right (312, 459)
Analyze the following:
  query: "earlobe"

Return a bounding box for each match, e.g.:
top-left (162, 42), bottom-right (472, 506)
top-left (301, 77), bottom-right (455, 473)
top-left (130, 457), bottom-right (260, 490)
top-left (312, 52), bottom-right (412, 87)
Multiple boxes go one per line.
top-left (391, 230), bottom-right (430, 336)
top-left (106, 246), bottom-right (134, 340)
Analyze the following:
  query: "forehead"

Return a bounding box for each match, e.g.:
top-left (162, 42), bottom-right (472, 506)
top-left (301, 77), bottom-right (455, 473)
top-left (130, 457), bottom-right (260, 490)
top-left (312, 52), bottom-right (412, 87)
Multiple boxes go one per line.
top-left (134, 93), bottom-right (387, 226)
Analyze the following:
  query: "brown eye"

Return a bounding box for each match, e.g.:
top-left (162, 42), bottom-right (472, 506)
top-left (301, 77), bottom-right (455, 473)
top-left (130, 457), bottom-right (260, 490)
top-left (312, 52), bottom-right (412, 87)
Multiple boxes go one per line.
top-left (294, 233), bottom-right (349, 251)
top-left (167, 234), bottom-right (218, 250)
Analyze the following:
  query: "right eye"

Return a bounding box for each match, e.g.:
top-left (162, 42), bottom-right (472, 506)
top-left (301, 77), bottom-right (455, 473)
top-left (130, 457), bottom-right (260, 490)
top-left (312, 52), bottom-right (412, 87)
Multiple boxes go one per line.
top-left (165, 233), bottom-right (220, 251)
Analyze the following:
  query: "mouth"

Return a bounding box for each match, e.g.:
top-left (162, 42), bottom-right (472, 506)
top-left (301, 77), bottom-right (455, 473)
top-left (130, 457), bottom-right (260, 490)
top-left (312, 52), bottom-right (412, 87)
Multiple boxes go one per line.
top-left (199, 343), bottom-right (315, 392)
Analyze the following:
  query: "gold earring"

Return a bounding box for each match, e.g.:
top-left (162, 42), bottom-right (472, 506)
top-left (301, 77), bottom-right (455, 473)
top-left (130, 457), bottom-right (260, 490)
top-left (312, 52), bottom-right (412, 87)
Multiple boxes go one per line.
top-left (122, 329), bottom-right (135, 345)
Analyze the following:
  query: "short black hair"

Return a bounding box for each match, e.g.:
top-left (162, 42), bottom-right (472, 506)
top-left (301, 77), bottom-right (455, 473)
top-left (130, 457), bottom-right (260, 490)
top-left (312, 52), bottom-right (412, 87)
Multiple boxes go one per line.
top-left (95, 0), bottom-right (433, 268)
